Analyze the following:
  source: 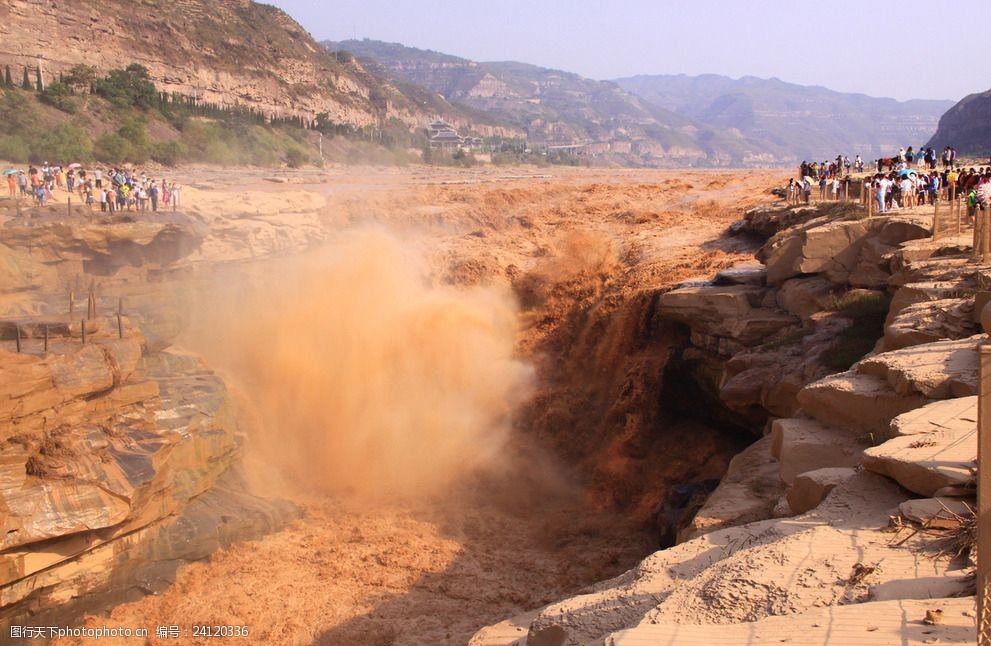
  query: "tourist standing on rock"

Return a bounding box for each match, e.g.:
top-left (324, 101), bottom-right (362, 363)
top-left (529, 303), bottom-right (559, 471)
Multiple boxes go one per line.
top-left (6, 172), bottom-right (15, 199)
top-left (149, 182), bottom-right (159, 212)
top-left (17, 171), bottom-right (27, 197)
top-left (876, 174), bottom-right (890, 213)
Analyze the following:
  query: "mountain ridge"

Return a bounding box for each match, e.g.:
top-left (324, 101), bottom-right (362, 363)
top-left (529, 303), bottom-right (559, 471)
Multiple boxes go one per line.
top-left (327, 38), bottom-right (773, 167)
top-left (614, 73), bottom-right (953, 161)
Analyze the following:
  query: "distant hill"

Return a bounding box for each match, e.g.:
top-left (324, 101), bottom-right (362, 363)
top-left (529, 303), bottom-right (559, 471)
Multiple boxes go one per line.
top-left (926, 89), bottom-right (991, 155)
top-left (615, 74), bottom-right (953, 162)
top-left (327, 39), bottom-right (775, 167)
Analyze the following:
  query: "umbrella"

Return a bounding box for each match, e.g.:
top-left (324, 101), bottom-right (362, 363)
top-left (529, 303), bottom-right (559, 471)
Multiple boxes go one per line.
top-left (68, 163), bottom-right (82, 169)
top-left (898, 168), bottom-right (918, 177)
top-left (2, 169), bottom-right (18, 176)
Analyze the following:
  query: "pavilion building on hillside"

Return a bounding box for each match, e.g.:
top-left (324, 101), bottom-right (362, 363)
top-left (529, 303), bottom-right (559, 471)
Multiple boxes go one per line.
top-left (426, 119), bottom-right (476, 150)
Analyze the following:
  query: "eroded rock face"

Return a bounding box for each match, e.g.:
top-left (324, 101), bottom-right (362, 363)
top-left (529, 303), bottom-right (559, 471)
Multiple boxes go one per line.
top-left (0, 319), bottom-right (296, 627)
top-left (862, 427), bottom-right (975, 497)
top-left (659, 284), bottom-right (798, 347)
top-left (884, 297), bottom-right (976, 350)
top-left (769, 417), bottom-right (863, 484)
top-left (796, 371), bottom-right (929, 435)
top-left (758, 214), bottom-right (930, 285)
top-left (857, 335), bottom-right (980, 399)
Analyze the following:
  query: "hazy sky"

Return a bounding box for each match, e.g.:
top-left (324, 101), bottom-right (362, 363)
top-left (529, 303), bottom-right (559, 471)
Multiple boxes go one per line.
top-left (267, 0), bottom-right (987, 102)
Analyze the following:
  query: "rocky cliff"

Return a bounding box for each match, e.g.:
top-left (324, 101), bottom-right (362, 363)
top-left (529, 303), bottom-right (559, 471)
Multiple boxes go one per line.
top-left (0, 180), bottom-right (335, 626)
top-left (0, 0), bottom-right (502, 134)
top-left (926, 87), bottom-right (991, 155)
top-left (473, 198), bottom-right (984, 644)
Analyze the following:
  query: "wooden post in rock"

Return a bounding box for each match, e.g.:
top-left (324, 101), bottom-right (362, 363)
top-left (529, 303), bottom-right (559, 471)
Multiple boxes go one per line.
top-left (984, 209), bottom-right (991, 265)
top-left (67, 196), bottom-right (71, 217)
top-left (117, 312), bottom-right (123, 339)
top-left (933, 198), bottom-right (940, 240)
top-left (975, 207), bottom-right (984, 262)
top-left (80, 318), bottom-right (86, 345)
top-left (977, 307), bottom-right (991, 646)
top-left (68, 290), bottom-right (74, 319)
top-left (14, 324), bottom-right (20, 353)
top-left (43, 324), bottom-right (48, 353)
top-left (958, 194), bottom-right (964, 236)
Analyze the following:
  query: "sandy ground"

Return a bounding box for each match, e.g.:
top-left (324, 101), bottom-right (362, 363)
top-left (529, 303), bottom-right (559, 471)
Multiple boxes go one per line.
top-left (39, 165), bottom-right (785, 645)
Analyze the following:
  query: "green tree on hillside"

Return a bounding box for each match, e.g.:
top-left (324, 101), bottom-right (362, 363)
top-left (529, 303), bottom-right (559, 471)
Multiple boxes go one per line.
top-left (3, 66), bottom-right (11, 88)
top-left (93, 64), bottom-right (157, 109)
top-left (39, 81), bottom-right (76, 113)
top-left (21, 67), bottom-right (30, 90)
top-left (35, 66), bottom-right (42, 92)
top-left (65, 64), bottom-right (96, 91)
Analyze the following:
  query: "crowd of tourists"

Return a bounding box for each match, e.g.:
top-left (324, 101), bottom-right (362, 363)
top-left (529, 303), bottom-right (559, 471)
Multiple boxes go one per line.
top-left (786, 145), bottom-right (991, 210)
top-left (4, 162), bottom-right (181, 214)
top-left (869, 166), bottom-right (991, 215)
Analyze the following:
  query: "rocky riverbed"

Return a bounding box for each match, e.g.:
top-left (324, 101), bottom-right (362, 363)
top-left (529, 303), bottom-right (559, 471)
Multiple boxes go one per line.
top-left (2, 166), bottom-right (978, 644)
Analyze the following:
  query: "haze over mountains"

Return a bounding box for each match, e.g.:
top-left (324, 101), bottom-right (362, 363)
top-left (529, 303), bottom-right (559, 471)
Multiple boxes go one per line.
top-left (0, 0), bottom-right (978, 167)
top-left (615, 74), bottom-right (953, 163)
top-left (328, 39), bottom-right (954, 167)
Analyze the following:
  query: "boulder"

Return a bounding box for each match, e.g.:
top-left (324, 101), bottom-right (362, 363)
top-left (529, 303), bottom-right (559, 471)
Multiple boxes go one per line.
top-left (889, 396), bottom-right (977, 437)
top-left (899, 497), bottom-right (973, 529)
top-left (796, 371), bottom-right (930, 435)
top-left (774, 276), bottom-right (835, 320)
top-left (758, 214), bottom-right (930, 286)
top-left (659, 284), bottom-right (798, 345)
top-left (760, 217), bottom-right (867, 285)
top-left (786, 467), bottom-right (857, 514)
top-left (862, 427), bottom-right (975, 496)
top-left (857, 335), bottom-right (980, 399)
top-left (769, 417), bottom-right (863, 485)
top-left (713, 263), bottom-right (767, 286)
top-left (884, 298), bottom-right (975, 350)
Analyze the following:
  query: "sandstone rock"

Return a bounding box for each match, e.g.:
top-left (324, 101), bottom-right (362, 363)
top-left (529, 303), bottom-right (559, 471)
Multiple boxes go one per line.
top-left (889, 396), bottom-right (977, 437)
top-left (678, 437), bottom-right (785, 542)
top-left (857, 335), bottom-right (980, 399)
top-left (0, 468), bottom-right (300, 630)
top-left (0, 329), bottom-right (145, 429)
top-left (786, 467), bottom-right (857, 514)
top-left (713, 263), bottom-right (767, 286)
top-left (862, 427), bottom-right (975, 496)
top-left (796, 371), bottom-right (929, 435)
top-left (884, 298), bottom-right (975, 350)
top-left (736, 204), bottom-right (822, 239)
top-left (769, 417), bottom-right (864, 485)
top-left (899, 497), bottom-right (973, 529)
top-left (888, 282), bottom-right (976, 325)
top-left (889, 257), bottom-right (976, 289)
top-left (659, 285), bottom-right (798, 345)
top-left (759, 214), bottom-right (930, 286)
top-left (485, 472), bottom-right (967, 645)
top-left (760, 216), bottom-right (867, 285)
top-left (775, 276), bottom-right (835, 320)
